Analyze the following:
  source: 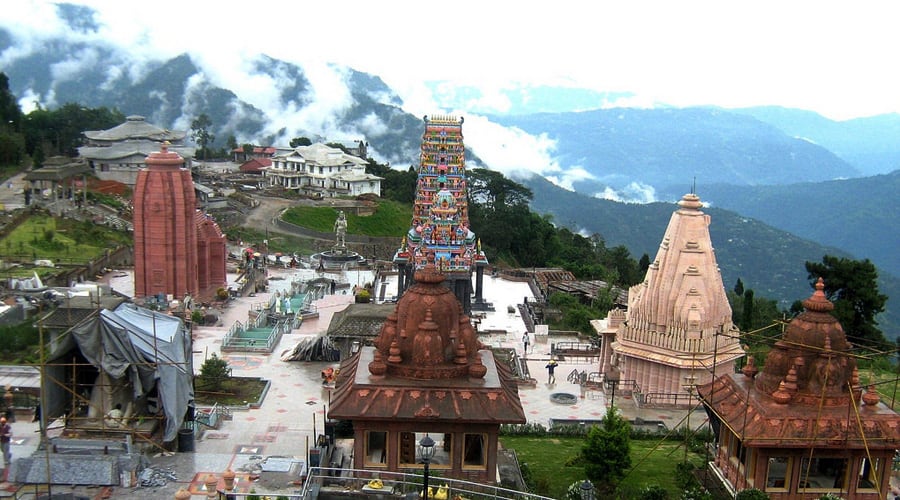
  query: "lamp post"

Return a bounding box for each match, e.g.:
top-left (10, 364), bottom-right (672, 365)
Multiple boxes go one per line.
top-left (607, 371), bottom-right (619, 408)
top-left (579, 479), bottom-right (595, 500)
top-left (418, 435), bottom-right (436, 499)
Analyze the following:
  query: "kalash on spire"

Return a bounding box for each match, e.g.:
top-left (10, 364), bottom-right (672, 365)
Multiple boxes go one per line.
top-left (393, 115), bottom-right (489, 313)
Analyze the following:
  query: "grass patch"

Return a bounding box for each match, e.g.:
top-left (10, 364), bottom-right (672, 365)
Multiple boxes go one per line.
top-left (0, 213), bottom-right (130, 264)
top-left (281, 200), bottom-right (412, 237)
top-left (225, 226), bottom-right (316, 256)
top-left (0, 321), bottom-right (40, 363)
top-left (194, 376), bottom-right (267, 406)
top-left (501, 435), bottom-right (706, 499)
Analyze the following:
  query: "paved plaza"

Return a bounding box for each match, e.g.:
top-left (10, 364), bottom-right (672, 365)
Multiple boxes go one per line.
top-left (0, 266), bottom-right (700, 499)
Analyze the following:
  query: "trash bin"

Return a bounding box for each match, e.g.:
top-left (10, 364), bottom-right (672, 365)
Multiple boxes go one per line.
top-left (178, 428), bottom-right (195, 452)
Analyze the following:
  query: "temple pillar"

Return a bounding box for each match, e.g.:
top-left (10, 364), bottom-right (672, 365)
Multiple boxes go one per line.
top-left (397, 263), bottom-right (407, 297)
top-left (475, 264), bottom-right (484, 303)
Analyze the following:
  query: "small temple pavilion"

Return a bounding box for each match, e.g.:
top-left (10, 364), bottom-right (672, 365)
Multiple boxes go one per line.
top-left (393, 115), bottom-right (489, 314)
top-left (697, 279), bottom-right (900, 499)
top-left (605, 193), bottom-right (744, 404)
top-left (133, 143), bottom-right (226, 301)
top-left (328, 257), bottom-right (525, 483)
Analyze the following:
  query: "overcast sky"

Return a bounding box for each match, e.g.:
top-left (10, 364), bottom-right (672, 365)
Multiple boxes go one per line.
top-left (3, 0), bottom-right (899, 121)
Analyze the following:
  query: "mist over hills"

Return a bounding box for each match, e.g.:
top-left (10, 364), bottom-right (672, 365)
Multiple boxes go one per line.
top-left (490, 107), bottom-right (860, 198)
top-left (0, 26), bottom-right (424, 167)
top-left (1, 20), bottom-right (897, 337)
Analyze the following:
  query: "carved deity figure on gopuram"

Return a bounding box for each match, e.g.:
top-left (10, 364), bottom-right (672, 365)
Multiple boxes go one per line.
top-left (393, 115), bottom-right (489, 313)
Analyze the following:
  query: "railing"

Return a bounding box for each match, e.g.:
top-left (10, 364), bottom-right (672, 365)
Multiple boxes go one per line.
top-left (550, 341), bottom-right (601, 361)
top-left (281, 467), bottom-right (556, 500)
top-left (221, 315), bottom-right (286, 353)
top-left (605, 379), bottom-right (642, 405)
top-left (222, 319), bottom-right (245, 346)
top-left (642, 391), bottom-right (701, 407)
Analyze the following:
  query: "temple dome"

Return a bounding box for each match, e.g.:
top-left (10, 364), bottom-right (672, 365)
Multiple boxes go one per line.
top-left (370, 258), bottom-right (483, 379)
top-left (755, 278), bottom-right (859, 405)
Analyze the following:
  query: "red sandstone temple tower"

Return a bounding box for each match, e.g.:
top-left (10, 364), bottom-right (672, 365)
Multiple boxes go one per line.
top-left (133, 144), bottom-right (199, 299)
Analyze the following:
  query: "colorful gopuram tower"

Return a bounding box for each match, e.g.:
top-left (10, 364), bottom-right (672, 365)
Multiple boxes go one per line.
top-left (393, 115), bottom-right (489, 313)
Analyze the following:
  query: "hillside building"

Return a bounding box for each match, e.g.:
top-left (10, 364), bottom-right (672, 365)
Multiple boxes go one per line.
top-left (232, 145), bottom-right (276, 163)
top-left (264, 143), bottom-right (381, 198)
top-left (78, 115), bottom-right (194, 187)
top-left (605, 193), bottom-right (744, 405)
top-left (697, 280), bottom-right (900, 498)
top-left (393, 115), bottom-right (489, 313)
top-left (133, 143), bottom-right (226, 301)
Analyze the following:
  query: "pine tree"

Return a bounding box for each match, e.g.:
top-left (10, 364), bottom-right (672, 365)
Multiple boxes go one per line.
top-left (805, 256), bottom-right (888, 349)
top-left (582, 405), bottom-right (631, 493)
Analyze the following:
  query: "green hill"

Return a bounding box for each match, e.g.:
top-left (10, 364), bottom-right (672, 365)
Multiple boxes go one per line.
top-left (281, 201), bottom-right (411, 237)
top-left (695, 170), bottom-right (900, 278)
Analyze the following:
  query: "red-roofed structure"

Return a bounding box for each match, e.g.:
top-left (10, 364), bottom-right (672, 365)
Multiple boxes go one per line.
top-left (697, 280), bottom-right (900, 498)
top-left (233, 146), bottom-right (277, 163)
top-left (239, 158), bottom-right (272, 174)
top-left (328, 259), bottom-right (524, 483)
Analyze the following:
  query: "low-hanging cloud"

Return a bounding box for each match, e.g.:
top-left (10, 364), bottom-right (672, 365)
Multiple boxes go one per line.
top-left (460, 114), bottom-right (561, 179)
top-left (594, 181), bottom-right (658, 204)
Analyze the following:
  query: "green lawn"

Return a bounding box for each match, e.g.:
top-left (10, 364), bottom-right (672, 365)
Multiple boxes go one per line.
top-left (225, 225), bottom-right (317, 256)
top-left (281, 201), bottom-right (412, 237)
top-left (0, 214), bottom-right (131, 266)
top-left (500, 435), bottom-right (707, 499)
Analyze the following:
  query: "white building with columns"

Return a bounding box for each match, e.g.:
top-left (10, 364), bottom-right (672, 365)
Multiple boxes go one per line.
top-left (264, 143), bottom-right (381, 198)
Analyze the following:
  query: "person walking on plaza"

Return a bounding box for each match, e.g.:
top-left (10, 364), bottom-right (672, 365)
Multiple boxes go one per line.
top-left (0, 416), bottom-right (11, 468)
top-left (522, 333), bottom-right (530, 355)
top-left (545, 358), bottom-right (558, 384)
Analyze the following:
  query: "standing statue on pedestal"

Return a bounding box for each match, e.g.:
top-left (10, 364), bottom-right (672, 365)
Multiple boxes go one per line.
top-left (333, 210), bottom-right (348, 248)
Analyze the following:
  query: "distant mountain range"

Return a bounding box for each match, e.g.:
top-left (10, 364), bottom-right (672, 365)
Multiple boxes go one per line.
top-left (491, 107), bottom-right (862, 196)
top-left (523, 174), bottom-right (900, 334)
top-left (698, 170), bottom-right (900, 278)
top-left (0, 19), bottom-right (897, 337)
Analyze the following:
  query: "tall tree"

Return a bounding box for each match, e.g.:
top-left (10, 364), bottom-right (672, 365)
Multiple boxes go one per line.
top-left (638, 253), bottom-right (651, 274)
top-left (733, 278), bottom-right (744, 296)
top-left (0, 73), bottom-right (22, 131)
top-left (582, 405), bottom-right (632, 494)
top-left (22, 104), bottom-right (123, 157)
top-left (467, 168), bottom-right (532, 211)
top-left (805, 255), bottom-right (888, 349)
top-left (290, 136), bottom-right (312, 147)
top-left (190, 113), bottom-right (215, 162)
top-left (741, 289), bottom-right (754, 332)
